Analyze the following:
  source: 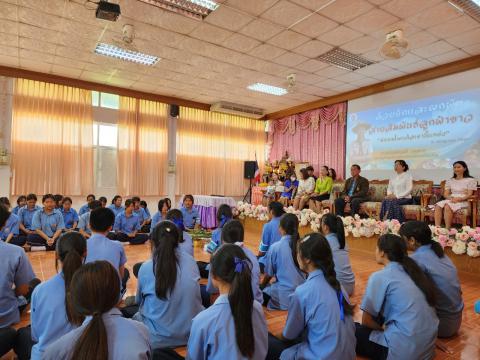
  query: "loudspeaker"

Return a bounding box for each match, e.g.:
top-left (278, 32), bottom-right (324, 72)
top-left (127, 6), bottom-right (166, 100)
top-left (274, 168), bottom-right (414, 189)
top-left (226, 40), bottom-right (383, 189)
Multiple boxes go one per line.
top-left (170, 104), bottom-right (179, 117)
top-left (244, 161), bottom-right (256, 179)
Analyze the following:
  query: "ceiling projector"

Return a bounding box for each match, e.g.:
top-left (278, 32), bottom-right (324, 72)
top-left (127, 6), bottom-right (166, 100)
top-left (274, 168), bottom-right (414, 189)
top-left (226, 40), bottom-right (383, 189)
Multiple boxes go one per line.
top-left (95, 1), bottom-right (121, 21)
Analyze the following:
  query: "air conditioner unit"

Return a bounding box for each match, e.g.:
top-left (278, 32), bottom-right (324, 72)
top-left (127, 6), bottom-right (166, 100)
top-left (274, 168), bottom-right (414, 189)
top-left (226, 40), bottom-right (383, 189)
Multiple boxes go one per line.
top-left (210, 102), bottom-right (265, 119)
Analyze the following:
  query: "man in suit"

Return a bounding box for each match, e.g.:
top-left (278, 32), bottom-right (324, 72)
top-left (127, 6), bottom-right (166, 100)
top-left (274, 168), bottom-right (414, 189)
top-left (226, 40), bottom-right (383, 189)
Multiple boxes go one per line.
top-left (334, 164), bottom-right (369, 217)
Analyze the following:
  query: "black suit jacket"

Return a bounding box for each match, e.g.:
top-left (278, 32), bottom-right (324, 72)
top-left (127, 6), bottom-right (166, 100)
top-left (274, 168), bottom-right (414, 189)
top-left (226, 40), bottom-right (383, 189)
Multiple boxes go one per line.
top-left (341, 176), bottom-right (369, 199)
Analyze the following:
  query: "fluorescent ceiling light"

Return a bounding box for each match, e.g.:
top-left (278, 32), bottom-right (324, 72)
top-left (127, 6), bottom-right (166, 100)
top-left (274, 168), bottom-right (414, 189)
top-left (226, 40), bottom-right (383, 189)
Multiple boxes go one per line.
top-left (94, 43), bottom-right (159, 66)
top-left (247, 83), bottom-right (288, 96)
top-left (138, 0), bottom-right (219, 20)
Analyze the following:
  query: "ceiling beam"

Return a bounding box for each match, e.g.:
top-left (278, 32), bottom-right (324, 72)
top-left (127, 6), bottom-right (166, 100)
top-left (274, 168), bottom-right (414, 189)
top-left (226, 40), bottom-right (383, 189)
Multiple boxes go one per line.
top-left (0, 65), bottom-right (211, 111)
top-left (264, 55), bottom-right (480, 120)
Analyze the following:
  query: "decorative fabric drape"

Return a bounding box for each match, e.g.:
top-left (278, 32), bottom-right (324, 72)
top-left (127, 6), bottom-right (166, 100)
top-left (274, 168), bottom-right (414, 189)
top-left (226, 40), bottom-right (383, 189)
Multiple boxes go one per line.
top-left (11, 78), bottom-right (93, 195)
top-left (176, 107), bottom-right (265, 197)
top-left (117, 97), bottom-right (168, 196)
top-left (268, 102), bottom-right (346, 179)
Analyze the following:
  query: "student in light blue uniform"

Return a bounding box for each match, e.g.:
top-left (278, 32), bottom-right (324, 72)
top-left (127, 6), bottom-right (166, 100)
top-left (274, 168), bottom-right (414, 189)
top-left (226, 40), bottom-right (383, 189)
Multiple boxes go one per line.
top-left (112, 199), bottom-right (148, 245)
top-left (131, 221), bottom-right (203, 349)
top-left (150, 199), bottom-right (169, 233)
top-left (28, 194), bottom-right (65, 250)
top-left (206, 220), bottom-right (263, 304)
top-left (400, 221), bottom-right (464, 338)
top-left (261, 213), bottom-right (305, 310)
top-left (187, 244), bottom-right (268, 360)
top-left (43, 261), bottom-right (151, 360)
top-left (108, 195), bottom-right (124, 217)
top-left (356, 234), bottom-right (438, 360)
top-left (0, 205), bottom-right (36, 358)
top-left (78, 200), bottom-right (102, 239)
top-left (267, 233), bottom-right (356, 360)
top-left (27, 232), bottom-right (87, 360)
top-left (12, 195), bottom-right (26, 215)
top-left (78, 194), bottom-right (95, 216)
top-left (205, 204), bottom-right (232, 254)
top-left (60, 197), bottom-right (79, 230)
top-left (140, 200), bottom-right (151, 218)
top-left (181, 194), bottom-right (200, 229)
top-left (320, 213), bottom-right (356, 296)
top-left (166, 209), bottom-right (194, 256)
top-left (18, 193), bottom-right (41, 237)
top-left (132, 197), bottom-right (150, 232)
top-left (257, 201), bottom-right (284, 271)
top-left (0, 197), bottom-right (23, 247)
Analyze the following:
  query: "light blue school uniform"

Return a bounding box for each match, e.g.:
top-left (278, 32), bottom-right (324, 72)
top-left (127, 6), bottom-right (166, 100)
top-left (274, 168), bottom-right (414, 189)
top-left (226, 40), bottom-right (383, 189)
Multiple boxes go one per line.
top-left (107, 204), bottom-right (125, 218)
top-left (263, 235), bottom-right (306, 310)
top-left (280, 269), bottom-right (356, 360)
top-left (150, 212), bottom-right (166, 233)
top-left (361, 262), bottom-right (439, 360)
top-left (325, 233), bottom-right (356, 296)
top-left (32, 208), bottom-right (65, 237)
top-left (18, 205), bottom-right (41, 230)
top-left (134, 250), bottom-right (204, 349)
top-left (258, 216), bottom-right (282, 266)
top-left (30, 273), bottom-right (77, 360)
top-left (143, 207), bottom-right (151, 218)
top-left (411, 244), bottom-right (464, 336)
top-left (134, 207), bottom-right (150, 223)
top-left (12, 205), bottom-right (22, 215)
top-left (206, 227), bottom-right (222, 254)
top-left (206, 245), bottom-right (263, 304)
top-left (0, 213), bottom-right (20, 241)
top-left (60, 208), bottom-right (79, 229)
top-left (0, 241), bottom-right (35, 327)
top-left (86, 233), bottom-right (127, 272)
top-left (77, 212), bottom-right (91, 235)
top-left (78, 203), bottom-right (89, 216)
top-left (114, 212), bottom-right (141, 234)
top-left (187, 294), bottom-right (268, 360)
top-left (179, 231), bottom-right (194, 256)
top-left (181, 207), bottom-right (200, 229)
top-left (43, 308), bottom-right (151, 360)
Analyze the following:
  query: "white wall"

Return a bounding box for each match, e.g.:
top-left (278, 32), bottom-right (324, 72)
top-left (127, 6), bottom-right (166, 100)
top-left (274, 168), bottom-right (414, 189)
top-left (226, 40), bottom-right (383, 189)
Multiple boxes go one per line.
top-left (0, 76), bottom-right (12, 198)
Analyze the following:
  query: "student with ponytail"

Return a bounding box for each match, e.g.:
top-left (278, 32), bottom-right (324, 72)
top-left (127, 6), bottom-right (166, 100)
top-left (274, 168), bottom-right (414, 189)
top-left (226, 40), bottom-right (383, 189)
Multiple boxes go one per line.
top-left (187, 244), bottom-right (268, 360)
top-left (261, 213), bottom-right (306, 310)
top-left (356, 234), bottom-right (438, 360)
top-left (320, 213), bottom-right (356, 295)
top-left (166, 209), bottom-right (194, 256)
top-left (400, 221), bottom-right (463, 338)
top-left (133, 221), bottom-right (203, 349)
top-left (43, 261), bottom-right (150, 360)
top-left (205, 204), bottom-right (233, 254)
top-left (268, 233), bottom-right (356, 360)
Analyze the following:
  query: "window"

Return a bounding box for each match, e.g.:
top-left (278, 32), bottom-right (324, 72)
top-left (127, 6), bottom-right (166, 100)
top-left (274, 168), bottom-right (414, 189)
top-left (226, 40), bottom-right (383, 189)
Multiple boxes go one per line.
top-left (93, 123), bottom-right (118, 147)
top-left (91, 91), bottom-right (120, 109)
top-left (93, 123), bottom-right (118, 192)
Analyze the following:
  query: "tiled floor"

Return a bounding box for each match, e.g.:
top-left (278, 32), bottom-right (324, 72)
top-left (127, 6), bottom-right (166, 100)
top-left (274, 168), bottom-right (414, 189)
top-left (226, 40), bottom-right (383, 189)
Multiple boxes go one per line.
top-left (5, 227), bottom-right (480, 360)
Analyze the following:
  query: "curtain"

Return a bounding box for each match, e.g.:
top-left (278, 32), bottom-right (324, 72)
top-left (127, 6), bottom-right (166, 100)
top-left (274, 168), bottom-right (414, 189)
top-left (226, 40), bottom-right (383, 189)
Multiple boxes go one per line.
top-left (268, 102), bottom-right (346, 179)
top-left (11, 78), bottom-right (93, 195)
top-left (117, 96), bottom-right (168, 196)
top-left (176, 107), bottom-right (265, 196)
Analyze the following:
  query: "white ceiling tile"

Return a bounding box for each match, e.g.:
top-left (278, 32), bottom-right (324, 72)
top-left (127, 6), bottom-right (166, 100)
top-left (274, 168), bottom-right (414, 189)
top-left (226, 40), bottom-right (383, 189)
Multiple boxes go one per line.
top-left (19, 48), bottom-right (55, 64)
top-left (50, 65), bottom-right (82, 78)
top-left (406, 1), bottom-right (460, 29)
top-left (0, 2), bottom-right (17, 21)
top-left (333, 83), bottom-right (357, 92)
top-left (18, 0), bottom-right (69, 16)
top-left (239, 19), bottom-right (283, 41)
top-left (55, 46), bottom-right (94, 62)
top-left (428, 15), bottom-right (480, 39)
top-left (19, 37), bottom-right (56, 54)
top-left (355, 63), bottom-right (392, 76)
top-left (295, 59), bottom-right (329, 73)
top-left (17, 8), bottom-right (65, 33)
top-left (371, 68), bottom-right (404, 81)
top-left (295, 73), bottom-right (328, 86)
top-left (267, 30), bottom-right (310, 51)
top-left (289, 0), bottom-right (336, 11)
top-left (368, 0), bottom-right (391, 4)
top-left (153, 11), bottom-right (201, 34)
top-left (132, 81), bottom-right (159, 93)
top-left (411, 40), bottom-right (457, 58)
top-left (222, 33), bottom-right (261, 53)
top-left (350, 77), bottom-right (378, 86)
top-left (320, 0), bottom-right (374, 23)
top-left (335, 71), bottom-right (367, 83)
top-left (342, 35), bottom-right (381, 54)
top-left (346, 9), bottom-right (399, 34)
top-left (53, 56), bottom-right (86, 70)
top-left (249, 43), bottom-right (287, 60)
top-left (463, 43), bottom-right (480, 56)
top-left (291, 13), bottom-right (338, 38)
top-left (273, 52), bottom-right (309, 67)
top-left (370, 20), bottom-right (422, 41)
top-left (398, 59), bottom-right (435, 73)
top-left (380, 0), bottom-right (441, 18)
top-left (429, 49), bottom-right (469, 65)
top-left (261, 0), bottom-right (312, 27)
top-left (18, 23), bottom-right (58, 41)
top-left (292, 40), bottom-right (332, 58)
top-left (19, 59), bottom-right (51, 73)
top-left (379, 53), bottom-right (423, 69)
top-left (318, 25), bottom-right (363, 46)
top-left (189, 23), bottom-right (234, 45)
top-left (316, 78), bottom-right (345, 88)
top-left (446, 28), bottom-right (480, 48)
top-left (0, 19), bottom-right (18, 35)
top-left (408, 31), bottom-right (439, 50)
top-left (224, 0), bottom-right (278, 17)
top-left (0, 33), bottom-right (17, 47)
top-left (204, 5), bottom-right (253, 31)
top-left (0, 54), bottom-right (18, 67)
top-left (315, 65), bottom-right (350, 78)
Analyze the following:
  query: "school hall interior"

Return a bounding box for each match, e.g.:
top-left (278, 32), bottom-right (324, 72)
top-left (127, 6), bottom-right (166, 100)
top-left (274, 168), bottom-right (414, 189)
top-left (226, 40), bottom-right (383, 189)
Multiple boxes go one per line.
top-left (1, 0), bottom-right (480, 359)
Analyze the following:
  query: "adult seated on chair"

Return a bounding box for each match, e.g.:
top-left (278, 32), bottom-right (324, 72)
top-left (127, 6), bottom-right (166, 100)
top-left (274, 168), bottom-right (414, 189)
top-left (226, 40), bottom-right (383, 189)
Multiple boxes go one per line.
top-left (279, 173), bottom-right (298, 207)
top-left (111, 199), bottom-right (148, 245)
top-left (78, 200), bottom-right (102, 239)
top-left (293, 168), bottom-right (315, 210)
top-left (28, 194), bottom-right (65, 251)
top-left (309, 166), bottom-right (333, 213)
top-left (334, 164), bottom-right (369, 217)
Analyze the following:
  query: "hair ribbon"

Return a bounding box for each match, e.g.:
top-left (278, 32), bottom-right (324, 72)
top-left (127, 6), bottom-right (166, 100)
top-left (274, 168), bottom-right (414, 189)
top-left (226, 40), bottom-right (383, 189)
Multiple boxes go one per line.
top-left (220, 215), bottom-right (231, 227)
top-left (234, 257), bottom-right (248, 273)
top-left (338, 291), bottom-right (345, 322)
top-left (172, 218), bottom-right (184, 231)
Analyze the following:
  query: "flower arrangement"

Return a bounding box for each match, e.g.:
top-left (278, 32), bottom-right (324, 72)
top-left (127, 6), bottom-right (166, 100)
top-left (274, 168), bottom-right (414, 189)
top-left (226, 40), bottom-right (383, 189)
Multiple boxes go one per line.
top-left (235, 201), bottom-right (480, 258)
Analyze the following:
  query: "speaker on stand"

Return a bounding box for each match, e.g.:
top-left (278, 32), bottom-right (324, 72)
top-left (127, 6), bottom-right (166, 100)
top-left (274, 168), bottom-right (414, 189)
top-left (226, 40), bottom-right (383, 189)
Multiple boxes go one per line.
top-left (243, 161), bottom-right (256, 203)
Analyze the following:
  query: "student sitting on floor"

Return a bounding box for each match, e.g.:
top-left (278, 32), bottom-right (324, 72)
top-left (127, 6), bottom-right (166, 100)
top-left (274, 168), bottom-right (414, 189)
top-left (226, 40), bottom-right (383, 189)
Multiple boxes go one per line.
top-left (187, 244), bottom-right (268, 360)
top-left (53, 194), bottom-right (63, 210)
top-left (86, 207), bottom-right (130, 296)
top-left (166, 209), bottom-right (193, 256)
top-left (150, 199), bottom-right (169, 232)
top-left (17, 232), bottom-right (87, 360)
top-left (0, 205), bottom-right (39, 358)
top-left (261, 213), bottom-right (306, 310)
top-left (60, 197), bottom-right (79, 231)
top-left (43, 261), bottom-right (151, 360)
top-left (78, 200), bottom-right (102, 239)
top-left (401, 221), bottom-right (464, 338)
top-left (205, 204), bottom-right (232, 254)
top-left (28, 194), bottom-right (65, 251)
top-left (180, 194), bottom-right (200, 230)
top-left (111, 199), bottom-right (148, 245)
top-left (126, 221), bottom-right (203, 350)
top-left (267, 233), bottom-right (356, 360)
top-left (99, 196), bottom-right (108, 208)
top-left (12, 195), bottom-right (26, 215)
top-left (18, 193), bottom-right (41, 239)
top-left (108, 195), bottom-right (124, 218)
top-left (355, 234), bottom-right (438, 360)
top-left (78, 194), bottom-right (95, 216)
top-left (0, 197), bottom-right (24, 247)
top-left (132, 196), bottom-right (151, 233)
top-left (140, 200), bottom-right (151, 219)
top-left (320, 213), bottom-right (356, 296)
top-left (257, 201), bottom-right (284, 272)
